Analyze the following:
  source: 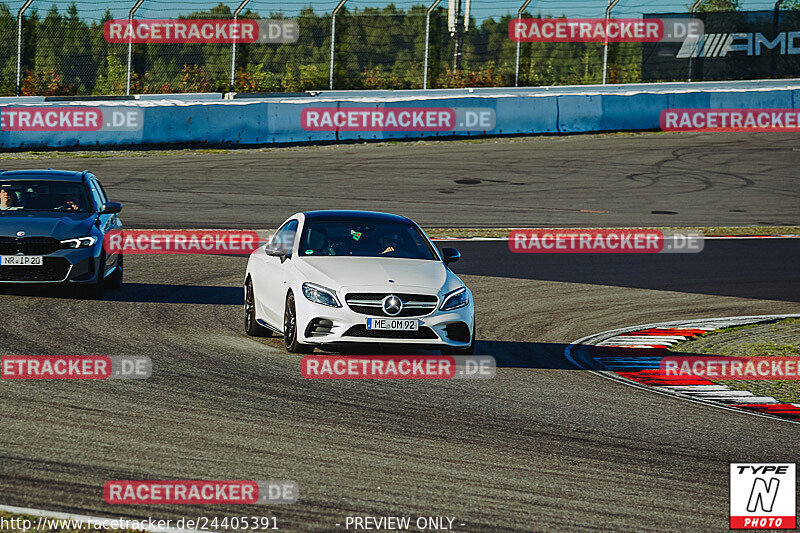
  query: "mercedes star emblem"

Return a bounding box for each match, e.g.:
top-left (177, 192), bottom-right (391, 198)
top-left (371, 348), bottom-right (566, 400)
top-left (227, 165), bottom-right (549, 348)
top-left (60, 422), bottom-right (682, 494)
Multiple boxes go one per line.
top-left (382, 295), bottom-right (403, 316)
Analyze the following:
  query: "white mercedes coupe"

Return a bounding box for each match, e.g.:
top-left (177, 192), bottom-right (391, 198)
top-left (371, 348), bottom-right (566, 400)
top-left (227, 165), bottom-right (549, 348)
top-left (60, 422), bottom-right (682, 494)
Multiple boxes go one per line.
top-left (244, 210), bottom-right (475, 354)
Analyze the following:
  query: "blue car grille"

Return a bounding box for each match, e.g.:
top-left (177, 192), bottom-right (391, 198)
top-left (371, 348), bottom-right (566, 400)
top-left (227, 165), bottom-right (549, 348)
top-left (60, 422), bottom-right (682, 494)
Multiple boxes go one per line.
top-left (0, 257), bottom-right (70, 282)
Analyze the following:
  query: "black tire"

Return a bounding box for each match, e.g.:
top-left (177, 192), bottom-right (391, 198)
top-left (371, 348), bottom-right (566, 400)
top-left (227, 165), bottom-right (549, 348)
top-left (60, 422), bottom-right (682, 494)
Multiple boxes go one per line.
top-left (283, 292), bottom-right (314, 354)
top-left (82, 253), bottom-right (106, 299)
top-left (106, 254), bottom-right (123, 290)
top-left (244, 278), bottom-right (272, 337)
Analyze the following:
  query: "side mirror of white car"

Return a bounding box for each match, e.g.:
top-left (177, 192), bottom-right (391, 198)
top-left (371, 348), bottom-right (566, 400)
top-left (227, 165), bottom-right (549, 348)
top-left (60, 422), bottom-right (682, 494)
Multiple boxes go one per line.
top-left (264, 244), bottom-right (288, 263)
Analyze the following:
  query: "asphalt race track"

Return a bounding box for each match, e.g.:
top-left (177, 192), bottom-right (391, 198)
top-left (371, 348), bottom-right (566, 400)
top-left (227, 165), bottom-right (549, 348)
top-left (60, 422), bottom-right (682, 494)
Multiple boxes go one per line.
top-left (0, 132), bottom-right (799, 532)
top-left (1, 131), bottom-right (798, 228)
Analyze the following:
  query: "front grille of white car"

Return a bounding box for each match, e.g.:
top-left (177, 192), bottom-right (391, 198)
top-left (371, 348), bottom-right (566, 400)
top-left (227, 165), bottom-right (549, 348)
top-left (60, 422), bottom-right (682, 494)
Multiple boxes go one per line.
top-left (345, 293), bottom-right (439, 317)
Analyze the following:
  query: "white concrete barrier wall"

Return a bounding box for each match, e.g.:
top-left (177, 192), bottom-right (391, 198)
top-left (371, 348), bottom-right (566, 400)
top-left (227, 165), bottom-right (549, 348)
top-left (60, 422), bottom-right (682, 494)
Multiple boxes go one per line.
top-left (1, 81), bottom-right (799, 148)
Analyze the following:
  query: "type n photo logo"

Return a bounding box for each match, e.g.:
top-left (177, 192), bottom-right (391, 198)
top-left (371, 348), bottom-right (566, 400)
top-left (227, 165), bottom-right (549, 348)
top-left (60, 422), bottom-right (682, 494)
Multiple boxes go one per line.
top-left (730, 463), bottom-right (796, 529)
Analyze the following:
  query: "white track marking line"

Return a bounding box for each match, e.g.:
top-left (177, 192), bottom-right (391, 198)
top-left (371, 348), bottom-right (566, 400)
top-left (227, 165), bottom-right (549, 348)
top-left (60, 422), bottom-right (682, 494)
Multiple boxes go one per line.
top-left (688, 390), bottom-right (758, 397)
top-left (595, 344), bottom-right (669, 349)
top-left (601, 335), bottom-right (685, 340)
top-left (597, 339), bottom-right (677, 344)
top-left (719, 397), bottom-right (780, 404)
top-left (661, 385), bottom-right (731, 392)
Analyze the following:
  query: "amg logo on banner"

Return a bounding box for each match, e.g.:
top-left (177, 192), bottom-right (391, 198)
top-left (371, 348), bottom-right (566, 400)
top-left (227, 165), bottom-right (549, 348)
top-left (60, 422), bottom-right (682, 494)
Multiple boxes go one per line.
top-left (642, 10), bottom-right (800, 81)
top-left (675, 31), bottom-right (800, 58)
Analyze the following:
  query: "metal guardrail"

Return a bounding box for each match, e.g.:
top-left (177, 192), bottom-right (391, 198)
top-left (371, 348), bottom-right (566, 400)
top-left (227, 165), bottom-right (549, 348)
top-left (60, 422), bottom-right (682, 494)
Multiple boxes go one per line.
top-left (3, 78), bottom-right (800, 105)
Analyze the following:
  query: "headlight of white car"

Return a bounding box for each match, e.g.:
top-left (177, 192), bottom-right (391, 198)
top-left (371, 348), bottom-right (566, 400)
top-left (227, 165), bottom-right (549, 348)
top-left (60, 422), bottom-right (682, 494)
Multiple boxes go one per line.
top-left (302, 282), bottom-right (342, 308)
top-left (440, 287), bottom-right (469, 311)
top-left (60, 236), bottom-right (97, 249)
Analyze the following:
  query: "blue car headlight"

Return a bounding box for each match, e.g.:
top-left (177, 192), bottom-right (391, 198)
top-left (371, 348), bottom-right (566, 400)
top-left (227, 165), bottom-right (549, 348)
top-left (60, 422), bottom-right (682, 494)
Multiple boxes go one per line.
top-left (440, 287), bottom-right (469, 311)
top-left (60, 236), bottom-right (97, 249)
top-left (302, 282), bottom-right (342, 308)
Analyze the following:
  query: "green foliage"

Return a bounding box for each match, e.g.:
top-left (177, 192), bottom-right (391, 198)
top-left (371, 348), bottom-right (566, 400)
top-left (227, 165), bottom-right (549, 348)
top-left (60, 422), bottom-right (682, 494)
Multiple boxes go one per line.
top-left (235, 64), bottom-right (282, 92)
top-left (361, 66), bottom-right (400, 89)
top-left (436, 64), bottom-right (507, 88)
top-left (694, 0), bottom-right (742, 12)
top-left (3, 2), bottom-right (650, 94)
top-left (93, 54), bottom-right (128, 95)
top-left (0, 4), bottom-right (15, 94)
top-left (283, 63), bottom-right (328, 92)
top-left (20, 69), bottom-right (77, 95)
top-left (179, 64), bottom-right (213, 92)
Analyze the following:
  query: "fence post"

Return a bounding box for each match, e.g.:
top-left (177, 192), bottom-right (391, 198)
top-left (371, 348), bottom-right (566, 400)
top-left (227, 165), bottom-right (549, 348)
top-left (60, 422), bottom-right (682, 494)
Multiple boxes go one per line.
top-left (329, 0), bottom-right (348, 90)
top-left (423, 0), bottom-right (441, 89)
top-left (126, 0), bottom-right (145, 95)
top-left (686, 0), bottom-right (705, 82)
top-left (452, 0), bottom-right (462, 70)
top-left (601, 0), bottom-right (619, 85)
top-left (514, 0), bottom-right (531, 87)
top-left (772, 0), bottom-right (784, 77)
top-left (230, 0), bottom-right (251, 92)
top-left (15, 0), bottom-right (34, 96)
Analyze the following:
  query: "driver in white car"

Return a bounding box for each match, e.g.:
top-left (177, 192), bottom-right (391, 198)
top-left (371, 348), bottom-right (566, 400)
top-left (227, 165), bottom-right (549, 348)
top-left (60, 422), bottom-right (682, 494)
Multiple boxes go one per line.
top-left (378, 232), bottom-right (400, 255)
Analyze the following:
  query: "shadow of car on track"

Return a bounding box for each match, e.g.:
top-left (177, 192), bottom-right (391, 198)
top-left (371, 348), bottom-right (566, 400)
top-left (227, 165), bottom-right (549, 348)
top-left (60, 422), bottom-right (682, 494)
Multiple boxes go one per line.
top-left (443, 240), bottom-right (800, 303)
top-left (103, 282), bottom-right (242, 305)
top-left (476, 340), bottom-right (581, 369)
top-left (308, 339), bottom-right (583, 369)
top-left (0, 282), bottom-right (242, 304)
top-left (0, 284), bottom-right (120, 300)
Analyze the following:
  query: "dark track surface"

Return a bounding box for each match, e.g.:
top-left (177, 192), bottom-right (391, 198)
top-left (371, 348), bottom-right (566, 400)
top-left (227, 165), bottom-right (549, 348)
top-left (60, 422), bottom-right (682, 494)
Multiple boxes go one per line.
top-left (1, 240), bottom-right (798, 532)
top-left (1, 132), bottom-right (798, 228)
top-left (0, 133), bottom-right (798, 532)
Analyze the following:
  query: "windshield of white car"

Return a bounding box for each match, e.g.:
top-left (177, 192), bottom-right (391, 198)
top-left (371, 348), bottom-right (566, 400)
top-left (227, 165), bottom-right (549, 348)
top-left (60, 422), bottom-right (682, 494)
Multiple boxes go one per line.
top-left (298, 219), bottom-right (438, 260)
top-left (0, 181), bottom-right (92, 213)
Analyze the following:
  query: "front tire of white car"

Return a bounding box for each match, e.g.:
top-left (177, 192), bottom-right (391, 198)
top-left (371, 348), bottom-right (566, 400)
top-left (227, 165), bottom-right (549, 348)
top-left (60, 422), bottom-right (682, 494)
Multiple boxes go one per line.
top-left (283, 291), bottom-right (314, 354)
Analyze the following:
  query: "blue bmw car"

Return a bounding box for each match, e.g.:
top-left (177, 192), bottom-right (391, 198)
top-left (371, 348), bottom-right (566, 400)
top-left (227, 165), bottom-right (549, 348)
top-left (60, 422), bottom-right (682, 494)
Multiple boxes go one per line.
top-left (0, 169), bottom-right (123, 297)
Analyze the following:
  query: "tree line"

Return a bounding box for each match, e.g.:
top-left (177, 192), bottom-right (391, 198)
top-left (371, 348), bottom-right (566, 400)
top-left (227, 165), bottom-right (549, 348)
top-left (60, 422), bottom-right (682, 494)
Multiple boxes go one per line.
top-left (0, 1), bottom-right (791, 95)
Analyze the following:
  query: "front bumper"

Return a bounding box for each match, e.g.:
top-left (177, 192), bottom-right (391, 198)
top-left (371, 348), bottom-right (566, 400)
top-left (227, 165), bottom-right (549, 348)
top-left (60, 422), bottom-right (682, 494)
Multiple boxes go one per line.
top-left (0, 245), bottom-right (105, 284)
top-left (294, 291), bottom-right (475, 348)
